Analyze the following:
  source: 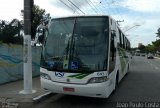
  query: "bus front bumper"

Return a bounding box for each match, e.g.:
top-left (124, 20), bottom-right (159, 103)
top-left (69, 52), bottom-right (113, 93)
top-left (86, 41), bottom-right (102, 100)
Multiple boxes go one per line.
top-left (41, 77), bottom-right (112, 98)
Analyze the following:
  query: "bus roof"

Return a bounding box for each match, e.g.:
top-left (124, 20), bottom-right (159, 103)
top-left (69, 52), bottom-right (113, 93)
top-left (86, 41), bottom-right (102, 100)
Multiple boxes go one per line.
top-left (51, 15), bottom-right (111, 20)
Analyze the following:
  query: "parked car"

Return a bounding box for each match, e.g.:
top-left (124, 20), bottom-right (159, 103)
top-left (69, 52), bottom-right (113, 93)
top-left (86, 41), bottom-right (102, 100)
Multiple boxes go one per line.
top-left (147, 53), bottom-right (154, 59)
top-left (141, 53), bottom-right (146, 56)
top-left (135, 53), bottom-right (140, 56)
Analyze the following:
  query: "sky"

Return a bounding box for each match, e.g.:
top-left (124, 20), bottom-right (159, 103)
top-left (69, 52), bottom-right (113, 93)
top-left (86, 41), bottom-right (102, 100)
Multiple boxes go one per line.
top-left (0, 0), bottom-right (160, 47)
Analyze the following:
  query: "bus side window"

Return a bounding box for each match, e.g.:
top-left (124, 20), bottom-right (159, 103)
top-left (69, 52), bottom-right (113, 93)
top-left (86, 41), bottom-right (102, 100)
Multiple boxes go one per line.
top-left (109, 32), bottom-right (116, 73)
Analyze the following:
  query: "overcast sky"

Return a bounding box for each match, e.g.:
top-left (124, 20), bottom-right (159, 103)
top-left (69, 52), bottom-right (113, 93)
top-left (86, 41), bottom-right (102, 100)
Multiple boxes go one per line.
top-left (0, 0), bottom-right (160, 47)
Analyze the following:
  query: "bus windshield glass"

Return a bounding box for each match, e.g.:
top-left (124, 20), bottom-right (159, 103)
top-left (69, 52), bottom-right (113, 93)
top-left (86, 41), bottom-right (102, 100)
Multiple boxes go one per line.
top-left (41, 17), bottom-right (109, 73)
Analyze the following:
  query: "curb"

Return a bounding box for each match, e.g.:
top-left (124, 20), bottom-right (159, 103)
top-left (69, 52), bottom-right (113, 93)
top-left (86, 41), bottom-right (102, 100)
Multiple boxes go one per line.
top-left (155, 57), bottom-right (160, 59)
top-left (32, 91), bottom-right (54, 103)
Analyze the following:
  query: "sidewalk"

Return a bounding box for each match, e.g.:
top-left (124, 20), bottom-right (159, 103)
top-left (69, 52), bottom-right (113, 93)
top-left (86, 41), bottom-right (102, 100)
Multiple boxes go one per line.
top-left (0, 77), bottom-right (48, 103)
top-left (155, 56), bottom-right (160, 59)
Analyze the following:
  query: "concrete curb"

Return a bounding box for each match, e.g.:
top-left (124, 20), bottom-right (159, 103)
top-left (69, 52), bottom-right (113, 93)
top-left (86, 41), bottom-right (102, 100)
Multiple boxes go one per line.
top-left (155, 57), bottom-right (160, 59)
top-left (32, 91), bottom-right (54, 103)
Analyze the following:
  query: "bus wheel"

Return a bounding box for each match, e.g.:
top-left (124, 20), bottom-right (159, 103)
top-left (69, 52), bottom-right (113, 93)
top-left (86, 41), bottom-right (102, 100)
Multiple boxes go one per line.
top-left (126, 65), bottom-right (129, 76)
top-left (115, 72), bottom-right (119, 88)
top-left (113, 72), bottom-right (119, 93)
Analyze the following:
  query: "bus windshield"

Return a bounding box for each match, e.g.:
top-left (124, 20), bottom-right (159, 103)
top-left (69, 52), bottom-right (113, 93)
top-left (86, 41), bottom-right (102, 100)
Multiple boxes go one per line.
top-left (41, 17), bottom-right (109, 73)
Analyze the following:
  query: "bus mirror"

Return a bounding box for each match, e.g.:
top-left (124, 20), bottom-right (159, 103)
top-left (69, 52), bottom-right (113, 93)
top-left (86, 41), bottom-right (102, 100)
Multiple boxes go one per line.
top-left (45, 27), bottom-right (48, 32)
top-left (111, 30), bottom-right (116, 37)
top-left (35, 27), bottom-right (48, 46)
top-left (111, 30), bottom-right (116, 33)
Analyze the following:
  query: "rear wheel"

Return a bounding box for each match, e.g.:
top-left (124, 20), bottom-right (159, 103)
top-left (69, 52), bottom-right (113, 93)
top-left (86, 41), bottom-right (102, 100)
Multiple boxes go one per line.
top-left (115, 72), bottom-right (119, 88)
top-left (126, 65), bottom-right (129, 76)
top-left (113, 72), bottom-right (119, 93)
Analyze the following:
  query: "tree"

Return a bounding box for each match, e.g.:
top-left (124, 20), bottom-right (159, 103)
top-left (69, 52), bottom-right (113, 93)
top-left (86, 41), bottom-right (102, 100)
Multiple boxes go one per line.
top-left (152, 39), bottom-right (160, 52)
top-left (152, 39), bottom-right (160, 48)
top-left (145, 44), bottom-right (156, 53)
top-left (0, 5), bottom-right (50, 44)
top-left (31, 5), bottom-right (51, 39)
top-left (135, 27), bottom-right (160, 54)
top-left (0, 19), bottom-right (23, 44)
top-left (138, 44), bottom-right (146, 53)
top-left (156, 28), bottom-right (160, 38)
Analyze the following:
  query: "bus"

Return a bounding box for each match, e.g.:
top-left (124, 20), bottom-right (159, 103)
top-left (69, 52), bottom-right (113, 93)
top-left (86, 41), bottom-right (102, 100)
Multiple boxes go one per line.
top-left (40, 15), bottom-right (131, 98)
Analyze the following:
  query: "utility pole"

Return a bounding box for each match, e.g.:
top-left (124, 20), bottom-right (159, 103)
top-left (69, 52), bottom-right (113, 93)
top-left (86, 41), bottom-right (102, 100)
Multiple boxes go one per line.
top-left (20, 0), bottom-right (35, 94)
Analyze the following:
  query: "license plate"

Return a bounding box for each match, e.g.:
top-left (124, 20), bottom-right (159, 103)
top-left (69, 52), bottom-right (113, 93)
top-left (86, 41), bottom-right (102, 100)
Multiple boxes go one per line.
top-left (63, 87), bottom-right (74, 92)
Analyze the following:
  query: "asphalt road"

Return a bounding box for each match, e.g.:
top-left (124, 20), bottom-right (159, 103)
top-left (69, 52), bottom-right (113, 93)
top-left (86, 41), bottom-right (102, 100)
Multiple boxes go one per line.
top-left (21, 56), bottom-right (160, 108)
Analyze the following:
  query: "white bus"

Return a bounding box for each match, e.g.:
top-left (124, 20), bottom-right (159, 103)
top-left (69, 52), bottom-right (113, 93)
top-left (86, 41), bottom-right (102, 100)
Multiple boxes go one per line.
top-left (40, 15), bottom-right (131, 98)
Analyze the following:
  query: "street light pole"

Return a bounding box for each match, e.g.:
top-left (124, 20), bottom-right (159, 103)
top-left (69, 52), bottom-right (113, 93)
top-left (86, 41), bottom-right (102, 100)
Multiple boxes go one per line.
top-left (124, 24), bottom-right (140, 32)
top-left (20, 0), bottom-right (35, 94)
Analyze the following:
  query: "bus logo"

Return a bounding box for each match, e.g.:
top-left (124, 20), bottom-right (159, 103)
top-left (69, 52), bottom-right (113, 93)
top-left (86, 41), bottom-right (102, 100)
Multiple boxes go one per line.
top-left (55, 72), bottom-right (64, 77)
top-left (97, 72), bottom-right (104, 76)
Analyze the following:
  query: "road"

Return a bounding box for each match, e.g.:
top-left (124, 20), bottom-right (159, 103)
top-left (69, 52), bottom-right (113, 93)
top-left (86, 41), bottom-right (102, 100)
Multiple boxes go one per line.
top-left (20, 56), bottom-right (160, 108)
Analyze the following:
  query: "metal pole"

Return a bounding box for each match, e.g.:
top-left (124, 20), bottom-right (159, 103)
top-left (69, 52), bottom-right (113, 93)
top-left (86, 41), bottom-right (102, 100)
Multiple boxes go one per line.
top-left (20, 0), bottom-right (35, 94)
top-left (124, 24), bottom-right (140, 33)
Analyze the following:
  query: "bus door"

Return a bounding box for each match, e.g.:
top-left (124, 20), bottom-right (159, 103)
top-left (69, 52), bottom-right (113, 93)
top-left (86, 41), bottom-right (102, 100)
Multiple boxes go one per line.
top-left (108, 30), bottom-right (116, 91)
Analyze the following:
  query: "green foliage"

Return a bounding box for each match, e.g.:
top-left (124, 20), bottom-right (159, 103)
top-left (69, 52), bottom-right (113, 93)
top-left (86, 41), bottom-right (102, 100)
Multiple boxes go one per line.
top-left (156, 28), bottom-right (160, 38)
top-left (0, 40), bottom-right (3, 44)
top-left (143, 39), bottom-right (160, 53)
top-left (136, 27), bottom-right (160, 53)
top-left (152, 39), bottom-right (160, 48)
top-left (138, 45), bottom-right (146, 53)
top-left (145, 44), bottom-right (156, 53)
top-left (0, 5), bottom-right (50, 44)
top-left (0, 19), bottom-right (23, 44)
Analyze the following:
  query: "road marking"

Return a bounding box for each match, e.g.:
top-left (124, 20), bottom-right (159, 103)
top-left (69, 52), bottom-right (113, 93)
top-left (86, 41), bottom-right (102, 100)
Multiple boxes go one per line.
top-left (147, 59), bottom-right (160, 70)
top-left (147, 61), bottom-right (158, 70)
top-left (148, 61), bottom-right (152, 66)
top-left (33, 91), bottom-right (53, 102)
top-left (147, 61), bottom-right (150, 64)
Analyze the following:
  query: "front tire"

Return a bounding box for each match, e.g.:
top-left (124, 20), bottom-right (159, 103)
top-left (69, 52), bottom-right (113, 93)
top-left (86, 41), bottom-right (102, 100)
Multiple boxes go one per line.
top-left (115, 72), bottom-right (119, 88)
top-left (112, 72), bottom-right (119, 94)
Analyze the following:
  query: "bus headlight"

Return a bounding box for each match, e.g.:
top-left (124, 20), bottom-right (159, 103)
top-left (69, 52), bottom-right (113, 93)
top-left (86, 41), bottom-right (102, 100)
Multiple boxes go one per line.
top-left (40, 73), bottom-right (51, 80)
top-left (88, 76), bottom-right (108, 83)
